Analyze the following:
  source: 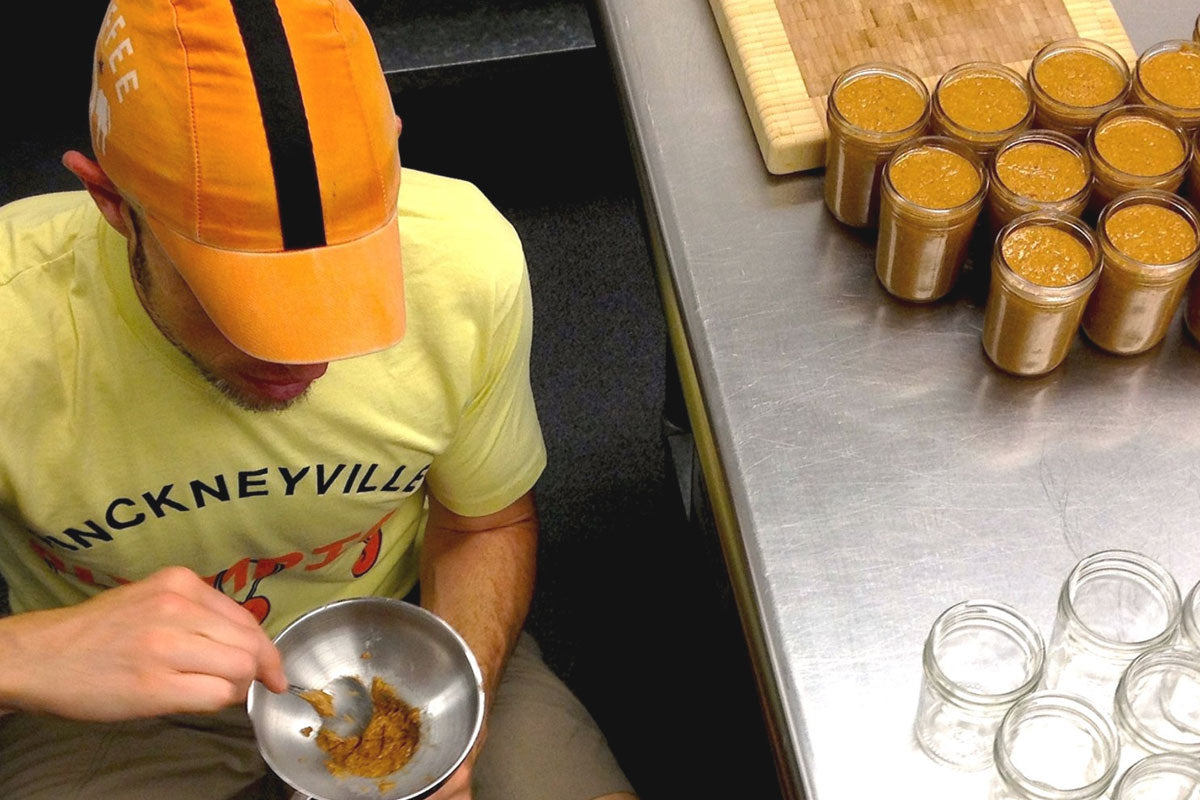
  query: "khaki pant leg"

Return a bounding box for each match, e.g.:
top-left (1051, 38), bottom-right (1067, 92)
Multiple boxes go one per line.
top-left (472, 633), bottom-right (635, 800)
top-left (0, 706), bottom-right (270, 800)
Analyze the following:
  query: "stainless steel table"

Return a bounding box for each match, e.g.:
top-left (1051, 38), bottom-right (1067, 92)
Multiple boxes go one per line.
top-left (592, 1), bottom-right (1200, 797)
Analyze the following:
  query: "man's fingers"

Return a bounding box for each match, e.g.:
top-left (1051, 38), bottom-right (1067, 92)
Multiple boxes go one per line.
top-left (255, 636), bottom-right (289, 693)
top-left (161, 636), bottom-right (258, 689)
top-left (181, 596), bottom-right (289, 693)
top-left (158, 673), bottom-right (244, 714)
top-left (154, 567), bottom-right (264, 631)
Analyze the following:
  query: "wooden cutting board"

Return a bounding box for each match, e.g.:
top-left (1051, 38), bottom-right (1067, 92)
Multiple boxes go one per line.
top-left (710, 0), bottom-right (1136, 174)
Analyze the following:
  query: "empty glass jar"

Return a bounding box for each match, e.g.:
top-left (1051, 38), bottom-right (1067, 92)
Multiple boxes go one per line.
top-left (1184, 581), bottom-right (1200, 651)
top-left (991, 691), bottom-right (1120, 800)
top-left (915, 600), bottom-right (1045, 769)
top-left (1113, 647), bottom-right (1200, 769)
top-left (1043, 550), bottom-right (1182, 712)
top-left (1113, 752), bottom-right (1200, 800)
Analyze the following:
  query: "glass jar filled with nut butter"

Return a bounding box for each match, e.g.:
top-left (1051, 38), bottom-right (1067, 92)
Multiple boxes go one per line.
top-left (876, 136), bottom-right (987, 302)
top-left (1132, 40), bottom-right (1200, 132)
top-left (824, 64), bottom-right (929, 228)
top-left (1028, 39), bottom-right (1130, 141)
top-left (1083, 190), bottom-right (1200, 355)
top-left (982, 212), bottom-right (1101, 376)
top-left (931, 62), bottom-right (1034, 159)
top-left (988, 130), bottom-right (1092, 233)
top-left (1087, 106), bottom-right (1191, 210)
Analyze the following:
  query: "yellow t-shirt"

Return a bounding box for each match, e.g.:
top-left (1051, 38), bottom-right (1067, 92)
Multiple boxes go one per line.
top-left (0, 169), bottom-right (546, 637)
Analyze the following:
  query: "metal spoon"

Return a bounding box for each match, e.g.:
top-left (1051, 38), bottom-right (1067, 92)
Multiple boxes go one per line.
top-left (288, 676), bottom-right (374, 738)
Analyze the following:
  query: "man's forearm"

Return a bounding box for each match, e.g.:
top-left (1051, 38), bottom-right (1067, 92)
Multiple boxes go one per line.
top-left (419, 492), bottom-right (537, 702)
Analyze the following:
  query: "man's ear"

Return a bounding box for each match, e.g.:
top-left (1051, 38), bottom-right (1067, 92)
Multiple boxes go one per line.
top-left (62, 150), bottom-right (131, 238)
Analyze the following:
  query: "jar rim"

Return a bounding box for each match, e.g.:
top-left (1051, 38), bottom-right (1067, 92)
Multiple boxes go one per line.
top-left (828, 62), bottom-right (931, 141)
top-left (882, 135), bottom-right (988, 216)
top-left (994, 691), bottom-right (1119, 800)
top-left (1030, 38), bottom-right (1131, 111)
top-left (1113, 751), bottom-right (1200, 798)
top-left (992, 211), bottom-right (1101, 300)
top-left (1113, 646), bottom-right (1200, 755)
top-left (990, 130), bottom-right (1093, 211)
top-left (1087, 105), bottom-right (1192, 183)
top-left (1134, 40), bottom-right (1200, 114)
top-left (1059, 549), bottom-right (1182, 652)
top-left (933, 61), bottom-right (1034, 140)
top-left (922, 600), bottom-right (1046, 707)
top-left (1096, 189), bottom-right (1200, 277)
top-left (1184, 580), bottom-right (1200, 649)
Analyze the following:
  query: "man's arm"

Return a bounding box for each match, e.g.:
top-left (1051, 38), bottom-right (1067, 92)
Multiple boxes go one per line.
top-left (419, 489), bottom-right (537, 799)
top-left (421, 489), bottom-right (537, 705)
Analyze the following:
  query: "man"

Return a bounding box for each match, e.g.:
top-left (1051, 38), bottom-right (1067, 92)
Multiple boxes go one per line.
top-left (0, 2), bottom-right (636, 799)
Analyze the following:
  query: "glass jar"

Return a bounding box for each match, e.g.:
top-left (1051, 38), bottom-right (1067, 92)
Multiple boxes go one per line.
top-left (1113, 647), bottom-right (1200, 768)
top-left (824, 63), bottom-right (930, 228)
top-left (915, 600), bottom-right (1045, 769)
top-left (982, 212), bottom-right (1100, 376)
top-left (932, 62), bottom-right (1034, 158)
top-left (1132, 40), bottom-right (1200, 132)
top-left (991, 691), bottom-right (1119, 800)
top-left (987, 130), bottom-right (1092, 233)
top-left (1114, 752), bottom-right (1200, 800)
top-left (1184, 581), bottom-right (1200, 651)
top-left (876, 136), bottom-right (987, 302)
top-left (1082, 190), bottom-right (1200, 355)
top-left (1087, 106), bottom-right (1191, 210)
top-left (1189, 131), bottom-right (1200, 210)
top-left (1186, 244), bottom-right (1200, 342)
top-left (1043, 550), bottom-right (1182, 712)
top-left (1028, 39), bottom-right (1131, 141)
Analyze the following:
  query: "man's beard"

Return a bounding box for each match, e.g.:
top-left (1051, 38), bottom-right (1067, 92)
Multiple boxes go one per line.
top-left (130, 236), bottom-right (309, 413)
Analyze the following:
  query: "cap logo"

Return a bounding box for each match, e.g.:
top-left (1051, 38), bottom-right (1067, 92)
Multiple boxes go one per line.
top-left (229, 0), bottom-right (327, 251)
top-left (91, 2), bottom-right (142, 157)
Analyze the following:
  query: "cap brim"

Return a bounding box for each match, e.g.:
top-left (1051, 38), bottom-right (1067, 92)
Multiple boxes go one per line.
top-left (145, 212), bottom-right (405, 364)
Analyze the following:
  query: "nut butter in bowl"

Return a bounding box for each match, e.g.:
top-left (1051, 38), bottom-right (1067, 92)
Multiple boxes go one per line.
top-left (1132, 40), bottom-right (1200, 132)
top-left (1082, 190), bottom-right (1200, 355)
top-left (824, 63), bottom-right (930, 228)
top-left (987, 130), bottom-right (1092, 233)
top-left (982, 212), bottom-right (1101, 376)
top-left (1028, 38), bottom-right (1130, 140)
top-left (1086, 105), bottom-right (1191, 210)
top-left (876, 136), bottom-right (987, 303)
top-left (931, 62), bottom-right (1034, 159)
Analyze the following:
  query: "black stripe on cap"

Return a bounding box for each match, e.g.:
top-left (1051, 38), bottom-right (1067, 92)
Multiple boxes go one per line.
top-left (229, 0), bottom-right (326, 250)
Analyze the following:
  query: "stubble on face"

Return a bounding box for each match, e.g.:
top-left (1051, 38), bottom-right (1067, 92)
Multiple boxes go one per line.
top-left (127, 216), bottom-right (311, 413)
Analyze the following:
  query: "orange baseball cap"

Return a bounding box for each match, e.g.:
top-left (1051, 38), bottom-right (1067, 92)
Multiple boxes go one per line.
top-left (89, 0), bottom-right (403, 364)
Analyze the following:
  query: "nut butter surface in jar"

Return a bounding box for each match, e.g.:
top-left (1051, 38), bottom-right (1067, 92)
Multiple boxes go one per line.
top-left (876, 136), bottom-right (987, 302)
top-left (988, 130), bottom-right (1092, 232)
top-left (1083, 190), bottom-right (1200, 355)
top-left (824, 64), bottom-right (930, 228)
top-left (1028, 39), bottom-right (1130, 140)
top-left (1132, 40), bottom-right (1200, 131)
top-left (931, 63), bottom-right (1034, 158)
top-left (1087, 106), bottom-right (1191, 209)
top-left (982, 212), bottom-right (1101, 376)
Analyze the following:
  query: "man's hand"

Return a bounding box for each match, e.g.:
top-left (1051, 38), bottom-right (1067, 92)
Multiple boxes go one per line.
top-left (0, 566), bottom-right (288, 720)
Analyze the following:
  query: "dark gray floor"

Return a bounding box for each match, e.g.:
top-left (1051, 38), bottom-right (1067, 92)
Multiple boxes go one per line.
top-left (1, 16), bottom-right (783, 800)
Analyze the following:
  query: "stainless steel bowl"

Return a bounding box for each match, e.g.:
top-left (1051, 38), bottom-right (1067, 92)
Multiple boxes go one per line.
top-left (248, 597), bottom-right (484, 800)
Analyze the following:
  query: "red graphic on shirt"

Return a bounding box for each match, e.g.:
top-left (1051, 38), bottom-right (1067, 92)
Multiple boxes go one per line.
top-left (353, 527), bottom-right (383, 577)
top-left (28, 511), bottom-right (397, 626)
